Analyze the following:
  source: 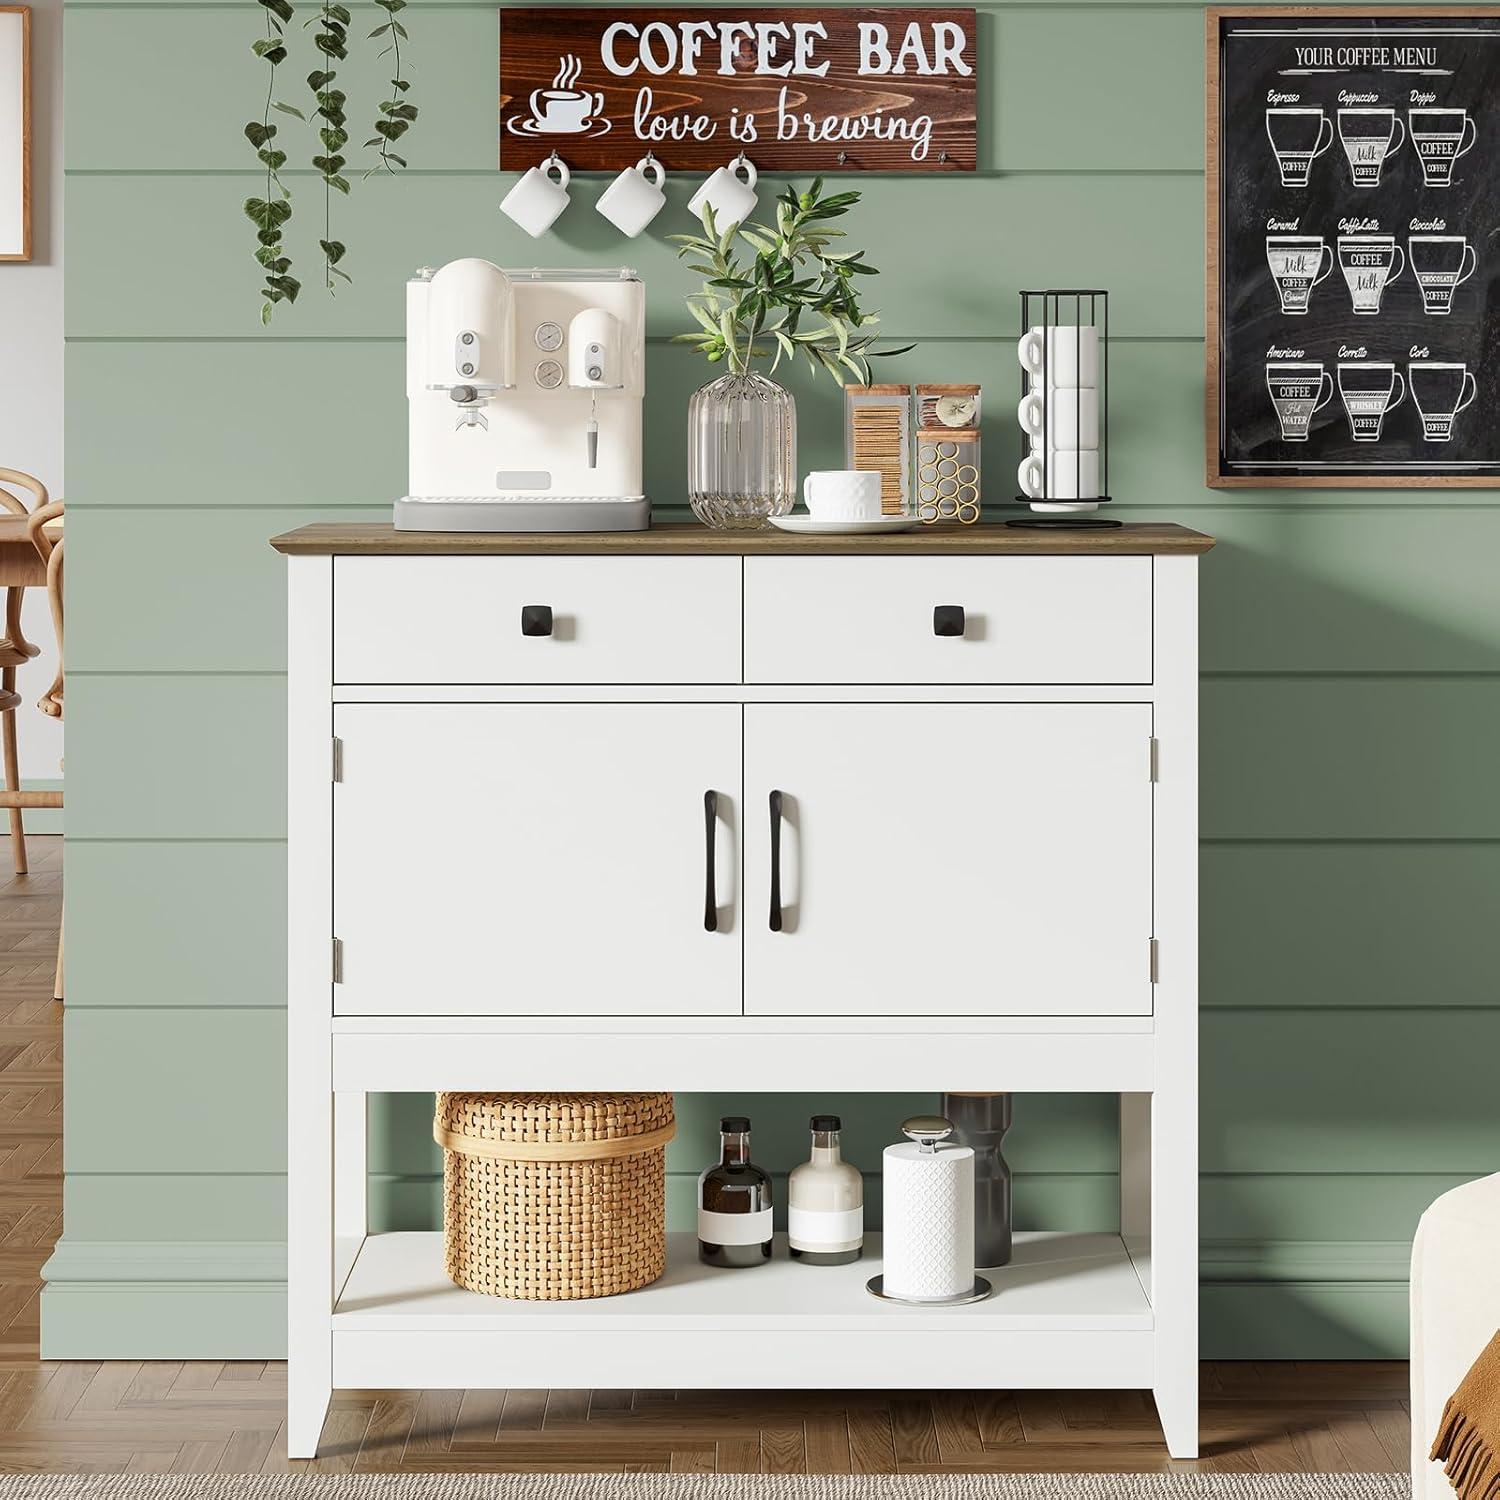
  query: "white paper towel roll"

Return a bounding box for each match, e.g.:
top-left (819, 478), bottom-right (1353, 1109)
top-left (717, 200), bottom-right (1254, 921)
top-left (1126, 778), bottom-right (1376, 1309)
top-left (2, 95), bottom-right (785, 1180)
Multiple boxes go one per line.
top-left (882, 1140), bottom-right (975, 1299)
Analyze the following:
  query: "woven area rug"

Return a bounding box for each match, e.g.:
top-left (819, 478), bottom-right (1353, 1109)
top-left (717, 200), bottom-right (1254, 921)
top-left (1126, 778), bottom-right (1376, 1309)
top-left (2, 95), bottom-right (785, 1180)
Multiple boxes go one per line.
top-left (0, 1475), bottom-right (1414, 1500)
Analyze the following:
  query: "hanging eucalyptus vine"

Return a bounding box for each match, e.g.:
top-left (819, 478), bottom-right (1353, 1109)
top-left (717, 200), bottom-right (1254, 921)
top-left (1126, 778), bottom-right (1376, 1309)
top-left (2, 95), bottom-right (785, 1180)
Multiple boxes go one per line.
top-left (308, 0), bottom-right (352, 290)
top-left (366, 0), bottom-right (417, 173)
top-left (242, 0), bottom-right (418, 316)
top-left (243, 0), bottom-right (301, 323)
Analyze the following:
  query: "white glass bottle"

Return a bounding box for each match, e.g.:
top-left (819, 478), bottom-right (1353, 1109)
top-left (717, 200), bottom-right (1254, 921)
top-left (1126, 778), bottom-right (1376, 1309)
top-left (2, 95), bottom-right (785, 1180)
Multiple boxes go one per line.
top-left (788, 1114), bottom-right (863, 1265)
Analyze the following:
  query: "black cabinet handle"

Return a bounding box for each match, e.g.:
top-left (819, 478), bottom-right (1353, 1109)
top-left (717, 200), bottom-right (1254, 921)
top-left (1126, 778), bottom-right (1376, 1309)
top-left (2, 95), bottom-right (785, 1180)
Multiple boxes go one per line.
top-left (520, 604), bottom-right (553, 637)
top-left (933, 605), bottom-right (966, 637)
top-left (769, 789), bottom-right (784, 932)
top-left (703, 790), bottom-right (718, 933)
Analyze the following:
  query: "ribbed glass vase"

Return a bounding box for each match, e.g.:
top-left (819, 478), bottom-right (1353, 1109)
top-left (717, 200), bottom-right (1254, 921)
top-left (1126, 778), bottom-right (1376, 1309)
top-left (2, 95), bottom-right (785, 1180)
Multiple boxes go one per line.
top-left (687, 370), bottom-right (797, 529)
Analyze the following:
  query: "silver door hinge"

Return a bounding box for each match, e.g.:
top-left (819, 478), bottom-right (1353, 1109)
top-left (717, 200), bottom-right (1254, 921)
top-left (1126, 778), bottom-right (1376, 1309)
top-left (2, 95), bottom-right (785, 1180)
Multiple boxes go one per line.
top-left (332, 737), bottom-right (344, 783)
top-left (1148, 737), bottom-right (1159, 783)
top-left (332, 937), bottom-right (344, 984)
top-left (1149, 938), bottom-right (1159, 985)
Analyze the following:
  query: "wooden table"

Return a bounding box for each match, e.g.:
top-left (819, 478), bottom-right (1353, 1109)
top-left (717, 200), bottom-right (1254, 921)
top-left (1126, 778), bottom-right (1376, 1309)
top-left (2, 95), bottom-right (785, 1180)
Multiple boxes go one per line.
top-left (0, 512), bottom-right (62, 871)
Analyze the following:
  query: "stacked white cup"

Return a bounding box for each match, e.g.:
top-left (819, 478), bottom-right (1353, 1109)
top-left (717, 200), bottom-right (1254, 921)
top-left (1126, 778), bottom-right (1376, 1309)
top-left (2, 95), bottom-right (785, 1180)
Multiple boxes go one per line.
top-left (1015, 326), bottom-right (1102, 512)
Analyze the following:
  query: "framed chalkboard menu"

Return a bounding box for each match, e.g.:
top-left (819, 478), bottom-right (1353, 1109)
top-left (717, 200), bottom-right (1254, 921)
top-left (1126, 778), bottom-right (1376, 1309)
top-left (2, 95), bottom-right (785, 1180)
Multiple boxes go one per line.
top-left (1208, 8), bottom-right (1500, 486)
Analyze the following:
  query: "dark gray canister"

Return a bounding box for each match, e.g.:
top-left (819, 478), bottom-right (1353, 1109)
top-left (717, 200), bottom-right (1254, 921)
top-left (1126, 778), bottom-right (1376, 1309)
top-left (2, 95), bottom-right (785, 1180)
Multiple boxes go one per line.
top-left (940, 1093), bottom-right (1013, 1267)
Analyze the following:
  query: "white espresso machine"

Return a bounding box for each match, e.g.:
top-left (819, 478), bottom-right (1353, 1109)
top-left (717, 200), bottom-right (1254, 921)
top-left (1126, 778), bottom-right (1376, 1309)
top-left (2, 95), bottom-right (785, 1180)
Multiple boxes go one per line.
top-left (394, 259), bottom-right (649, 531)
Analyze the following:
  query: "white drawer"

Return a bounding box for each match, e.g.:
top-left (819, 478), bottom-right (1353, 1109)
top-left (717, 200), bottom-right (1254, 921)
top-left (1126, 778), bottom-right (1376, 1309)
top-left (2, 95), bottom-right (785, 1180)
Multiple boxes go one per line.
top-left (743, 556), bottom-right (1152, 684)
top-left (333, 556), bottom-right (742, 684)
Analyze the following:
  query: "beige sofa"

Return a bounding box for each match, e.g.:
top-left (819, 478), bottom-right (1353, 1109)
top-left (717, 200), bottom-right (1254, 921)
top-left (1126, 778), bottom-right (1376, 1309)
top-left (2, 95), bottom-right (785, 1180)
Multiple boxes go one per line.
top-left (1411, 1173), bottom-right (1500, 1500)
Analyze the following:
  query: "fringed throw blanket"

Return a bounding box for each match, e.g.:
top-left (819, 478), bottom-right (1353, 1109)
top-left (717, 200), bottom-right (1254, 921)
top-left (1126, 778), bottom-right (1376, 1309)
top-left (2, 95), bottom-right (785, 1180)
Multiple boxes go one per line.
top-left (1434, 1330), bottom-right (1500, 1500)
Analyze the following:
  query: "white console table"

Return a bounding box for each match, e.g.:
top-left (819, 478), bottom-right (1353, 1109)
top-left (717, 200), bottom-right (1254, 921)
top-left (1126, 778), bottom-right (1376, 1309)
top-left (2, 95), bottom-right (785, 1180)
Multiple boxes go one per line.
top-left (273, 520), bottom-right (1215, 1460)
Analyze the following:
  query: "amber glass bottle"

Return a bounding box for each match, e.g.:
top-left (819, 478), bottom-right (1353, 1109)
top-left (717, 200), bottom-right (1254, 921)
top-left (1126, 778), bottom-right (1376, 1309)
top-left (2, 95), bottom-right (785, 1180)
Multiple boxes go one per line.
top-left (697, 1115), bottom-right (773, 1267)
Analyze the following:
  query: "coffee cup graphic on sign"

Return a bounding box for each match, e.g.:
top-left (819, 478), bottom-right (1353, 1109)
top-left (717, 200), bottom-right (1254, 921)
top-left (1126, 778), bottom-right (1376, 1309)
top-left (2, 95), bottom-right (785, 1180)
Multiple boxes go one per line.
top-left (1409, 236), bottom-right (1478, 315)
top-left (1338, 362), bottom-right (1406, 443)
top-left (1266, 236), bottom-right (1334, 314)
top-left (1266, 362), bottom-right (1334, 442)
top-left (1338, 235), bottom-right (1405, 315)
top-left (1409, 109), bottom-right (1477, 188)
top-left (1409, 361), bottom-right (1478, 442)
top-left (523, 55), bottom-right (607, 135)
top-left (1337, 109), bottom-right (1405, 188)
top-left (1266, 108), bottom-right (1334, 187)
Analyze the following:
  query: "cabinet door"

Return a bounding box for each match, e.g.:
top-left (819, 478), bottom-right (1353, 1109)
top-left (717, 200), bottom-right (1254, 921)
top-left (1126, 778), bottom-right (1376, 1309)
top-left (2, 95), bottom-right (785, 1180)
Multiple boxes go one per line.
top-left (334, 704), bottom-right (741, 1016)
top-left (743, 704), bottom-right (1154, 1017)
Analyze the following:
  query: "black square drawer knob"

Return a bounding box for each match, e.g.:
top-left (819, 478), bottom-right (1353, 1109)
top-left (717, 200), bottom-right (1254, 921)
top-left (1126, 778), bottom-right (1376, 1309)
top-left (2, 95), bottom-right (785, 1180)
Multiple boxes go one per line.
top-left (520, 604), bottom-right (554, 637)
top-left (933, 605), bottom-right (966, 637)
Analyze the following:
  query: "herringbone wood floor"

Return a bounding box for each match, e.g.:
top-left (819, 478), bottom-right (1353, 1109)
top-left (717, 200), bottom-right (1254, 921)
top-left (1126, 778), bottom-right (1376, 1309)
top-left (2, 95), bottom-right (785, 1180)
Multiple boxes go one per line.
top-left (0, 837), bottom-right (1415, 1474)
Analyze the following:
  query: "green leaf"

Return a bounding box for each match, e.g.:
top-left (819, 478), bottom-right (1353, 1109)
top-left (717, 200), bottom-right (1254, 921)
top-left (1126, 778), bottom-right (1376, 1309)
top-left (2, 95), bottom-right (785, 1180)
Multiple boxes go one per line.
top-left (384, 152), bottom-right (407, 168)
top-left (391, 20), bottom-right (407, 37)
top-left (327, 4), bottom-right (351, 22)
top-left (319, 238), bottom-right (346, 264)
top-left (261, 301), bottom-right (274, 326)
top-left (868, 343), bottom-right (916, 359)
top-left (307, 69), bottom-right (334, 89)
top-left (331, 264), bottom-right (353, 283)
top-left (271, 100), bottom-right (304, 119)
top-left (252, 37), bottom-right (287, 59)
top-left (387, 102), bottom-right (417, 121)
top-left (259, 0), bottom-right (294, 22)
top-left (330, 174), bottom-right (351, 194)
top-left (368, 22), bottom-right (389, 35)
top-left (243, 121), bottom-right (276, 147)
top-left (257, 148), bottom-right (288, 171)
top-left (390, 77), bottom-right (410, 90)
top-left (267, 273), bottom-right (301, 302)
top-left (687, 299), bottom-right (720, 335)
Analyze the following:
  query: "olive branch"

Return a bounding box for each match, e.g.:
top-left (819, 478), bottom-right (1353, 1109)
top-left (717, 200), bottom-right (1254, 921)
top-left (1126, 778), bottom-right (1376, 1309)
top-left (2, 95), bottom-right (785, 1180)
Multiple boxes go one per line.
top-left (670, 178), bottom-right (913, 381)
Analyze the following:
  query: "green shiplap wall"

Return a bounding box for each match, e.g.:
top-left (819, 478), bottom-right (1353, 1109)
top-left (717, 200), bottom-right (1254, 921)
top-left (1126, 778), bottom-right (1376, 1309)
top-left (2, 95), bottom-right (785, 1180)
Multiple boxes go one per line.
top-left (45, 0), bottom-right (1498, 1358)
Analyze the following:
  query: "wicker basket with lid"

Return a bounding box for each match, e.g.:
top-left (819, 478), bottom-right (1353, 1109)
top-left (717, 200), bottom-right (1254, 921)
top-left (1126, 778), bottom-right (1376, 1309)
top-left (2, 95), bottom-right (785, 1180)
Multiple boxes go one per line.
top-left (434, 1091), bottom-right (675, 1301)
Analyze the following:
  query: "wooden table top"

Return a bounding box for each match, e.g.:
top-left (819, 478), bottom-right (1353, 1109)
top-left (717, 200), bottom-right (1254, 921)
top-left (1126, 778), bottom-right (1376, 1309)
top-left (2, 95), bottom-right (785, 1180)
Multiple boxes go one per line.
top-left (271, 521), bottom-right (1216, 557)
top-left (0, 515), bottom-right (59, 589)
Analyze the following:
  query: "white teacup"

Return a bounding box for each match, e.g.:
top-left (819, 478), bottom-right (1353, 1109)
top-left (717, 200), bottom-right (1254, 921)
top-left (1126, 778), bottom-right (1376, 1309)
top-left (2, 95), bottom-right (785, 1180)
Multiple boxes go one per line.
top-left (597, 157), bottom-right (666, 238)
top-left (804, 470), bottom-right (882, 521)
top-left (1017, 325), bottom-right (1099, 387)
top-left (529, 86), bottom-right (604, 134)
top-left (1018, 387), bottom-right (1099, 450)
top-left (501, 158), bottom-right (571, 239)
top-left (688, 158), bottom-right (759, 230)
top-left (1017, 448), bottom-right (1100, 500)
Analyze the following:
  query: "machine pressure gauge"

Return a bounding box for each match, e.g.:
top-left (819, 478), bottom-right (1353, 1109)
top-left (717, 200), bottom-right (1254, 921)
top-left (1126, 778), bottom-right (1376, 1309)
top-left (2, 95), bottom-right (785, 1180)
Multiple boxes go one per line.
top-left (535, 359), bottom-right (564, 390)
top-left (534, 322), bottom-right (564, 352)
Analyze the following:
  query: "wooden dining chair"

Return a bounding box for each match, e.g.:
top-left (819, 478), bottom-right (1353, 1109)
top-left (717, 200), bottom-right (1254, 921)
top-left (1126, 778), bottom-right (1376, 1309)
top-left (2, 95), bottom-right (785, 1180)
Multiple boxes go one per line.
top-left (0, 502), bottom-right (63, 999)
top-left (0, 469), bottom-right (50, 875)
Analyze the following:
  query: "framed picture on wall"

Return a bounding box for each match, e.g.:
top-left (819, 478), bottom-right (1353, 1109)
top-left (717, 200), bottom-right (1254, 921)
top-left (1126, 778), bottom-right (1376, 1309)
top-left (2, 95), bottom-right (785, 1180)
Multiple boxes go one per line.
top-left (0, 6), bottom-right (28, 262)
top-left (1207, 7), bottom-right (1500, 486)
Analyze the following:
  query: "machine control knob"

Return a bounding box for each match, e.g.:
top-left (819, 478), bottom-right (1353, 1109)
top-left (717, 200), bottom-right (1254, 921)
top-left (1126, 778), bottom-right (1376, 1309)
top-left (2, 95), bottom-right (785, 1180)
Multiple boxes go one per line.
top-left (520, 605), bottom-right (554, 638)
top-left (588, 366), bottom-right (603, 381)
top-left (933, 605), bottom-right (966, 637)
top-left (535, 322), bottom-right (564, 352)
top-left (450, 385), bottom-right (478, 404)
top-left (535, 360), bottom-right (564, 390)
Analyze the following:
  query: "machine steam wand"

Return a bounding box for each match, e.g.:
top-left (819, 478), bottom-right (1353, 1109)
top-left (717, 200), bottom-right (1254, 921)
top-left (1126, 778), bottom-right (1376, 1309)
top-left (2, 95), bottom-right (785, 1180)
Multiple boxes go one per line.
top-left (588, 392), bottom-right (598, 469)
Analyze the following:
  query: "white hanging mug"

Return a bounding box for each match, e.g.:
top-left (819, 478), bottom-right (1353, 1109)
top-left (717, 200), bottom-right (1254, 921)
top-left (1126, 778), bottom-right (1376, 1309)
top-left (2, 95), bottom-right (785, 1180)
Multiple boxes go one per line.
top-left (597, 156), bottom-right (667, 238)
top-left (688, 156), bottom-right (759, 229)
top-left (500, 155), bottom-right (571, 239)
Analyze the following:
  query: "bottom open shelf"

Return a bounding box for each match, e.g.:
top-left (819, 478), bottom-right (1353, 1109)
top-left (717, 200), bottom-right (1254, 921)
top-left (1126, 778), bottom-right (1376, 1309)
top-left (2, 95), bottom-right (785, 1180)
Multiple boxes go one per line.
top-left (335, 1230), bottom-right (1152, 1332)
top-left (330, 1232), bottom-right (1156, 1391)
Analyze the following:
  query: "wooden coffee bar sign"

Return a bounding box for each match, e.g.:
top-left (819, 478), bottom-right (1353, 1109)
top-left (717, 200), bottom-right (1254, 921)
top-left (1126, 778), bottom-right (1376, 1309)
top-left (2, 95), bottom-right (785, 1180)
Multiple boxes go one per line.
top-left (499, 7), bottom-right (977, 171)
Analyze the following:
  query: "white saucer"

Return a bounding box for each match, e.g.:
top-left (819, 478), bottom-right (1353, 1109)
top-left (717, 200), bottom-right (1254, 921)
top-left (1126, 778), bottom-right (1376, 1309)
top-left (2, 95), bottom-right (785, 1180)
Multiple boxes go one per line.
top-left (506, 116), bottom-right (612, 139)
top-left (769, 515), bottom-right (922, 535)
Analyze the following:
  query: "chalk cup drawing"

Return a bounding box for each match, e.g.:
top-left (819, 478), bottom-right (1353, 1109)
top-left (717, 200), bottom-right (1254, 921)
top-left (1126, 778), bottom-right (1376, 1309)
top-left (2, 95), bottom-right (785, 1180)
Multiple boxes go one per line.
top-left (1266, 107), bottom-right (1334, 186)
top-left (1409, 361), bottom-right (1477, 441)
top-left (1337, 361), bottom-right (1406, 442)
top-left (1409, 235), bottom-right (1478, 315)
top-left (1337, 108), bottom-right (1404, 188)
top-left (509, 54), bottom-right (612, 138)
top-left (1338, 234), bottom-right (1405, 315)
top-left (1266, 234), bottom-right (1334, 314)
top-left (1266, 361), bottom-right (1334, 441)
top-left (1409, 108), bottom-right (1476, 187)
